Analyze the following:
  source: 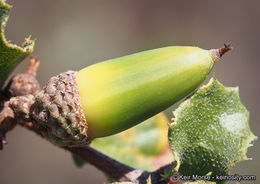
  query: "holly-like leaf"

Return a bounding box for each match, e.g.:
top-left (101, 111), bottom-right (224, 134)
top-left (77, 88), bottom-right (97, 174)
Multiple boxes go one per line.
top-left (90, 112), bottom-right (173, 171)
top-left (168, 78), bottom-right (256, 184)
top-left (0, 0), bottom-right (34, 88)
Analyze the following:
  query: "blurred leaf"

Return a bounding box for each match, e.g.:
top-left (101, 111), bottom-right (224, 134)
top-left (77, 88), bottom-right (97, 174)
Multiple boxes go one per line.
top-left (90, 112), bottom-right (173, 171)
top-left (0, 0), bottom-right (34, 88)
top-left (168, 78), bottom-right (257, 184)
top-left (72, 154), bottom-right (86, 168)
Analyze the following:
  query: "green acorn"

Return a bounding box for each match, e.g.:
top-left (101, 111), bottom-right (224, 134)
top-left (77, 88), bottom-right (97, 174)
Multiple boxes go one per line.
top-left (11, 44), bottom-right (231, 147)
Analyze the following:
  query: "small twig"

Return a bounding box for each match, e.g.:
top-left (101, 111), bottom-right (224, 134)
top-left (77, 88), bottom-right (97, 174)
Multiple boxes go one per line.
top-left (0, 56), bottom-right (40, 149)
top-left (0, 101), bottom-right (15, 149)
top-left (68, 146), bottom-right (174, 183)
top-left (68, 146), bottom-right (145, 183)
top-left (27, 56), bottom-right (40, 76)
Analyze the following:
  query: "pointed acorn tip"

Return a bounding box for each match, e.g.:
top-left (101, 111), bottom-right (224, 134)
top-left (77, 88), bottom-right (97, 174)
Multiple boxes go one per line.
top-left (219, 43), bottom-right (232, 57)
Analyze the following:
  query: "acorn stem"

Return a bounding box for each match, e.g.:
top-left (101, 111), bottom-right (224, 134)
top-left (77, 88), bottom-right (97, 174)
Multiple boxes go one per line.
top-left (219, 43), bottom-right (232, 57)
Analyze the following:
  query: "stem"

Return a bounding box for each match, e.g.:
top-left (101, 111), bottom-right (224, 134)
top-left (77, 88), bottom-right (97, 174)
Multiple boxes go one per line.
top-left (67, 146), bottom-right (173, 183)
top-left (219, 43), bottom-right (232, 57)
top-left (68, 146), bottom-right (146, 183)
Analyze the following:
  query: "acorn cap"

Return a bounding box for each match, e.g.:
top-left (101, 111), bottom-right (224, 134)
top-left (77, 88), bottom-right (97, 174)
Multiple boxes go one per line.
top-left (31, 71), bottom-right (90, 147)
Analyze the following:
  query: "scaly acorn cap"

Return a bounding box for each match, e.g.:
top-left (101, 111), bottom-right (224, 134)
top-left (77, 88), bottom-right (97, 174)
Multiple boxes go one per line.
top-left (31, 71), bottom-right (90, 147)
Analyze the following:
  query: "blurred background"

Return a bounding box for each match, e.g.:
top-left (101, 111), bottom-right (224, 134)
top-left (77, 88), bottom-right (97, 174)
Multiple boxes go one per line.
top-left (1, 0), bottom-right (259, 183)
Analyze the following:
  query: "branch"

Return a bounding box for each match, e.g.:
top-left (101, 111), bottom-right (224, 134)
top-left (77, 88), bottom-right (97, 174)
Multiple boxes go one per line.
top-left (0, 57), bottom-right (175, 184)
top-left (68, 146), bottom-right (146, 183)
top-left (68, 146), bottom-right (175, 184)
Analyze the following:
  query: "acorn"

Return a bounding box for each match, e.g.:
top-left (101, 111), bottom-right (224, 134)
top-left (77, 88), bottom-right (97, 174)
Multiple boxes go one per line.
top-left (10, 44), bottom-right (231, 147)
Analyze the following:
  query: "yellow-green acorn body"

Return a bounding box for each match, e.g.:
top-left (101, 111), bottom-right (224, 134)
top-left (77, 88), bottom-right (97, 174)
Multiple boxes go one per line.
top-left (77, 46), bottom-right (225, 138)
top-left (10, 45), bottom-right (230, 147)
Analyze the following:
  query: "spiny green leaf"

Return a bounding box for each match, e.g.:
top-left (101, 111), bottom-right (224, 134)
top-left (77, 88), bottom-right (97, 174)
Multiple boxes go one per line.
top-left (168, 78), bottom-right (256, 184)
top-left (0, 0), bottom-right (34, 88)
top-left (90, 112), bottom-right (173, 171)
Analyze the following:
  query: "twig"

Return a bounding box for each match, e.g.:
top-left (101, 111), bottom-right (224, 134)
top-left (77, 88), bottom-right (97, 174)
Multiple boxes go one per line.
top-left (27, 56), bottom-right (40, 76)
top-left (68, 146), bottom-right (175, 184)
top-left (68, 146), bottom-right (146, 183)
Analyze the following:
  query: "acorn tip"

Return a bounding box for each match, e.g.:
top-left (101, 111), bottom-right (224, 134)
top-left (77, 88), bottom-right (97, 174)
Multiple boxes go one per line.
top-left (219, 43), bottom-right (232, 57)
